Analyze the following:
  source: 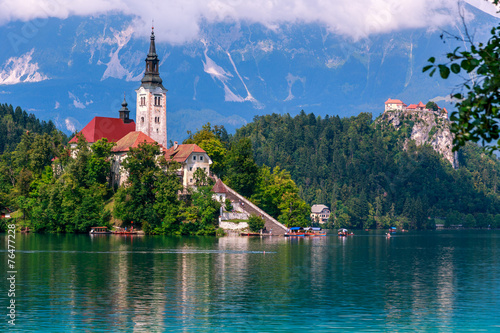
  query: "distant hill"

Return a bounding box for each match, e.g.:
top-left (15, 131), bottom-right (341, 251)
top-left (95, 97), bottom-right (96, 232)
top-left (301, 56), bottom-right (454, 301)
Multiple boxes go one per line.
top-left (232, 111), bottom-right (500, 229)
top-left (0, 103), bottom-right (67, 154)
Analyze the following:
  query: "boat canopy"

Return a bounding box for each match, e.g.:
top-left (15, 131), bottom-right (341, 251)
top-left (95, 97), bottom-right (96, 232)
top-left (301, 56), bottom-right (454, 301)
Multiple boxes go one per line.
top-left (289, 227), bottom-right (303, 231)
top-left (338, 228), bottom-right (348, 232)
top-left (311, 227), bottom-right (322, 231)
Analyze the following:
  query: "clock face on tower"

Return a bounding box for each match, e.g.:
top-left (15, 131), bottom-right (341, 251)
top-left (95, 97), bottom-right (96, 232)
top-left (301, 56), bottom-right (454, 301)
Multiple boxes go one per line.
top-left (135, 28), bottom-right (168, 148)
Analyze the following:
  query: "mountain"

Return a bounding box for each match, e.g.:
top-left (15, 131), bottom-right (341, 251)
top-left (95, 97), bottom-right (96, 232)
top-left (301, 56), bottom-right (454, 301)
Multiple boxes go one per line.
top-left (0, 3), bottom-right (498, 142)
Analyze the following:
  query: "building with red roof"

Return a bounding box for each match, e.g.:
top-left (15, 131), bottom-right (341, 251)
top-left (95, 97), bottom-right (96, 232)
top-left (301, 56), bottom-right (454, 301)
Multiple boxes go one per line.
top-left (385, 98), bottom-right (407, 111)
top-left (165, 142), bottom-right (212, 187)
top-left (384, 98), bottom-right (448, 118)
top-left (110, 131), bottom-right (159, 186)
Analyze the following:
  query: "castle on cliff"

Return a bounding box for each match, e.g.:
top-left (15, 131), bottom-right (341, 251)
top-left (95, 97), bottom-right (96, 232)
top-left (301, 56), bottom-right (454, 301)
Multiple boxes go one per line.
top-left (384, 98), bottom-right (448, 117)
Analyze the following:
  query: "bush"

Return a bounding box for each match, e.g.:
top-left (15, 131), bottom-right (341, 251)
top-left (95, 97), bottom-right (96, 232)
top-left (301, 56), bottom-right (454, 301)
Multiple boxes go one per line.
top-left (225, 198), bottom-right (233, 212)
top-left (248, 214), bottom-right (265, 232)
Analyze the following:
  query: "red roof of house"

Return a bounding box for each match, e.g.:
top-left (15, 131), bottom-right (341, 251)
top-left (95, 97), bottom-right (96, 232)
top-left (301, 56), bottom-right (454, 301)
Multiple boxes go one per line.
top-left (211, 178), bottom-right (228, 193)
top-left (164, 144), bottom-right (207, 163)
top-left (417, 101), bottom-right (426, 108)
top-left (69, 117), bottom-right (136, 144)
top-left (407, 104), bottom-right (417, 109)
top-left (442, 107), bottom-right (448, 113)
top-left (385, 98), bottom-right (405, 105)
top-left (112, 131), bottom-right (158, 152)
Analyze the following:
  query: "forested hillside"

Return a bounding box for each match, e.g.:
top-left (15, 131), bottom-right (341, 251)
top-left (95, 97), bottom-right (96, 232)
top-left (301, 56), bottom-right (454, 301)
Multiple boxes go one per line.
top-left (232, 111), bottom-right (500, 229)
top-left (0, 103), bottom-right (64, 154)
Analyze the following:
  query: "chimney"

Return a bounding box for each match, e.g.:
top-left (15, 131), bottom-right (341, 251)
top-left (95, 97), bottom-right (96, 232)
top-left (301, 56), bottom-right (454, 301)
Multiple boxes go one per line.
top-left (174, 141), bottom-right (178, 150)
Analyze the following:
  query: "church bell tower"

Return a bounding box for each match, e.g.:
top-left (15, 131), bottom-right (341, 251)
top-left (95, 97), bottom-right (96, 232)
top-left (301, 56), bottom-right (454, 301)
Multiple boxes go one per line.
top-left (136, 27), bottom-right (167, 148)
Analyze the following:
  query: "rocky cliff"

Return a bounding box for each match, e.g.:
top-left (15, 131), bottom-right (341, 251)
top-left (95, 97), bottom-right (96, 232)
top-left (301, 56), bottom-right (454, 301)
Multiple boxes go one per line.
top-left (378, 110), bottom-right (458, 168)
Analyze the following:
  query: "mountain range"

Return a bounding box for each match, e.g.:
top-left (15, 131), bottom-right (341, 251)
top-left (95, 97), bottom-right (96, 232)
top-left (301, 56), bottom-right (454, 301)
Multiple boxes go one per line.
top-left (0, 2), bottom-right (498, 142)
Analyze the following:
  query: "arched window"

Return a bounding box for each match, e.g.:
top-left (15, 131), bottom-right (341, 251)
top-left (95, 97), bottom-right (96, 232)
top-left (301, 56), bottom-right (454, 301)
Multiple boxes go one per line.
top-left (141, 117), bottom-right (144, 123)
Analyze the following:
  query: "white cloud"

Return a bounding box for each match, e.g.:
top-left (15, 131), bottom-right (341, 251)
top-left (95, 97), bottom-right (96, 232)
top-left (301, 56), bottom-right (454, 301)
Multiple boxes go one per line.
top-left (0, 90), bottom-right (11, 94)
top-left (0, 0), bottom-right (485, 44)
top-left (0, 49), bottom-right (49, 85)
top-left (431, 95), bottom-right (462, 103)
top-left (55, 101), bottom-right (60, 109)
top-left (65, 117), bottom-right (78, 132)
top-left (68, 91), bottom-right (88, 109)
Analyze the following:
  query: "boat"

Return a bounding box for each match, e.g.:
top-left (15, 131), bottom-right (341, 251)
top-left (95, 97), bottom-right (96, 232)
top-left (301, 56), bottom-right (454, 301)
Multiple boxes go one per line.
top-left (285, 227), bottom-right (306, 237)
top-left (338, 228), bottom-right (354, 236)
top-left (112, 227), bottom-right (137, 235)
top-left (241, 232), bottom-right (261, 236)
top-left (305, 227), bottom-right (327, 236)
top-left (89, 226), bottom-right (112, 234)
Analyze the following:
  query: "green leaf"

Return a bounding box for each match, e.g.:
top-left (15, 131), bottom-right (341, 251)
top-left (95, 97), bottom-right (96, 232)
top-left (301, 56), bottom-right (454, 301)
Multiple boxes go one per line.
top-left (428, 57), bottom-right (436, 64)
top-left (450, 63), bottom-right (461, 74)
top-left (439, 65), bottom-right (450, 79)
top-left (429, 68), bottom-right (436, 77)
top-left (422, 65), bottom-right (433, 73)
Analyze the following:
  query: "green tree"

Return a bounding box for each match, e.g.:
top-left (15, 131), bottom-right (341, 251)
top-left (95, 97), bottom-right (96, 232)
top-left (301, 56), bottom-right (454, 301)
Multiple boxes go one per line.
top-left (248, 214), bottom-right (265, 232)
top-left (224, 138), bottom-right (259, 197)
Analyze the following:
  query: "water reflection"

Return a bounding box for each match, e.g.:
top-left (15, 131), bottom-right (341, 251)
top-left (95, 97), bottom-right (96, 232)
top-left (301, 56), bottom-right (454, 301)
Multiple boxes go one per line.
top-left (1, 232), bottom-right (500, 331)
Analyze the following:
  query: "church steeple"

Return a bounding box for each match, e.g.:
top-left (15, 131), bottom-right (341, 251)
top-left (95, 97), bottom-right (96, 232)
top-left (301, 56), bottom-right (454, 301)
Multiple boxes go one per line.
top-left (135, 27), bottom-right (168, 149)
top-left (141, 27), bottom-right (164, 89)
top-left (119, 94), bottom-right (132, 123)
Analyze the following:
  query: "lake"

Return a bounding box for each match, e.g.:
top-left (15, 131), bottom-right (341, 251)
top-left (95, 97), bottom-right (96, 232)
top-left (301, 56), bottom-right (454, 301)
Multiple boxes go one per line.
top-left (2, 231), bottom-right (500, 332)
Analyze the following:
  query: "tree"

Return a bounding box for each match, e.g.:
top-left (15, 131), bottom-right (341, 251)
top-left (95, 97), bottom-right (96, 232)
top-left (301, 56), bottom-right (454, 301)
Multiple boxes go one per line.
top-left (113, 142), bottom-right (167, 228)
top-left (423, 4), bottom-right (500, 153)
top-left (224, 138), bottom-right (259, 197)
top-left (248, 214), bottom-right (265, 232)
top-left (426, 101), bottom-right (439, 111)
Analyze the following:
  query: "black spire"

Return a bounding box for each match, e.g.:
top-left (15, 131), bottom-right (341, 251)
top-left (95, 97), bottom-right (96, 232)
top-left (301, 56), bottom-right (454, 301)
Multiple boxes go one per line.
top-left (119, 94), bottom-right (132, 123)
top-left (141, 27), bottom-right (164, 89)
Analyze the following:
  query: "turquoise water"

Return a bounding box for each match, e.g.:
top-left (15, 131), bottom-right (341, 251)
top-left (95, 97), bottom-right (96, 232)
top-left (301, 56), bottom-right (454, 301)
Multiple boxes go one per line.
top-left (2, 231), bottom-right (500, 332)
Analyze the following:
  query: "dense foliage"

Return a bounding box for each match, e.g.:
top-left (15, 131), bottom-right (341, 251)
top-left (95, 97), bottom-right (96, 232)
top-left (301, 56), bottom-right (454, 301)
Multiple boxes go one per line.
top-left (0, 103), bottom-right (62, 154)
top-left (232, 111), bottom-right (500, 229)
top-left (4, 104), bottom-right (500, 233)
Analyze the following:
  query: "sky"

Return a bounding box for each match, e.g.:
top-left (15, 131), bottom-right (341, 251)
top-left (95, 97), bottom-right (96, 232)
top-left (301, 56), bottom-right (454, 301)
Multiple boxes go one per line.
top-left (0, 0), bottom-right (496, 44)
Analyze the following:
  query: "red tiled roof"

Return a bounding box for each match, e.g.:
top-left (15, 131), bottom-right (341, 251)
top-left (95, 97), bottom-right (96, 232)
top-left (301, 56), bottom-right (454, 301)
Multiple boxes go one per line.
top-left (417, 101), bottom-right (426, 108)
top-left (385, 98), bottom-right (404, 105)
top-left (407, 104), bottom-right (417, 109)
top-left (211, 178), bottom-right (228, 193)
top-left (164, 144), bottom-right (207, 163)
top-left (442, 107), bottom-right (448, 113)
top-left (69, 117), bottom-right (136, 144)
top-left (112, 131), bottom-right (158, 152)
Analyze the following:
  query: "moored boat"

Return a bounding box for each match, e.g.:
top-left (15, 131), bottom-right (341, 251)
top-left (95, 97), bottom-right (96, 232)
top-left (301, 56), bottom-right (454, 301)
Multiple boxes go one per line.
top-left (305, 227), bottom-right (327, 236)
top-left (112, 227), bottom-right (137, 235)
top-left (285, 227), bottom-right (306, 237)
top-left (89, 227), bottom-right (112, 234)
top-left (241, 232), bottom-right (261, 236)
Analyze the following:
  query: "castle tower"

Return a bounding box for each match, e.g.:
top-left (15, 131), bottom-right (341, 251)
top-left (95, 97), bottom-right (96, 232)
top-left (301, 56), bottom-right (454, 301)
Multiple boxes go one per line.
top-left (136, 27), bottom-right (167, 148)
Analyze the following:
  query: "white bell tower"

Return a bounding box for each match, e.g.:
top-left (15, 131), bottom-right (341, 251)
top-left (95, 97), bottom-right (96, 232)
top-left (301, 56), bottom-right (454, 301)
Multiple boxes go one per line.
top-left (136, 27), bottom-right (167, 148)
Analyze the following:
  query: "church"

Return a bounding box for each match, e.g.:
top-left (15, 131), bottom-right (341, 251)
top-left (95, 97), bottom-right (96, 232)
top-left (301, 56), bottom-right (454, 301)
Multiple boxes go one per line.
top-left (70, 28), bottom-right (212, 186)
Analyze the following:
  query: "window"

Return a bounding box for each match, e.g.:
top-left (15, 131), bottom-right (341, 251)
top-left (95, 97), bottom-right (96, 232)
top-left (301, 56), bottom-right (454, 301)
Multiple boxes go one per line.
top-left (200, 156), bottom-right (204, 161)
top-left (193, 155), bottom-right (197, 161)
top-left (189, 167), bottom-right (193, 171)
top-left (141, 117), bottom-right (144, 123)
top-left (189, 178), bottom-right (193, 183)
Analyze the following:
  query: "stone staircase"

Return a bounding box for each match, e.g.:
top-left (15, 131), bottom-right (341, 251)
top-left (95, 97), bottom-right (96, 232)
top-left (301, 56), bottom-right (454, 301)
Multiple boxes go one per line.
top-left (223, 184), bottom-right (288, 236)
